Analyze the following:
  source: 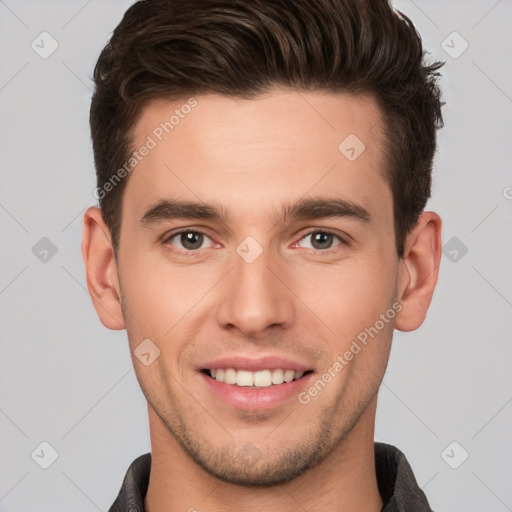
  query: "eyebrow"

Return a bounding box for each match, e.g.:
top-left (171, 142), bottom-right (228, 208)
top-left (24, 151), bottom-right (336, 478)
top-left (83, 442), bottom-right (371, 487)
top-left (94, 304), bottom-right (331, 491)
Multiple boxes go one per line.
top-left (140, 197), bottom-right (370, 226)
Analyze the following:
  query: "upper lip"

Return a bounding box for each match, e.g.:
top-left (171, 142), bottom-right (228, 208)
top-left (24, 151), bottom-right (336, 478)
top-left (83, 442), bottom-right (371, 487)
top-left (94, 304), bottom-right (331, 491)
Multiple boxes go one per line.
top-left (199, 355), bottom-right (312, 373)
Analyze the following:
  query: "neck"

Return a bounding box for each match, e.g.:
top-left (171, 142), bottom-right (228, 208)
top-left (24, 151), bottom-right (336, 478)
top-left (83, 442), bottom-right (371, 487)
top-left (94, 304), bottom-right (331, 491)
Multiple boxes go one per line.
top-left (145, 398), bottom-right (383, 512)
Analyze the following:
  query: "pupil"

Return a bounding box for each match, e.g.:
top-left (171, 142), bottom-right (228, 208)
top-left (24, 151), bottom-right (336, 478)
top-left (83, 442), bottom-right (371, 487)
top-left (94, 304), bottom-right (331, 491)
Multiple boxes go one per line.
top-left (312, 232), bottom-right (332, 250)
top-left (182, 232), bottom-right (202, 250)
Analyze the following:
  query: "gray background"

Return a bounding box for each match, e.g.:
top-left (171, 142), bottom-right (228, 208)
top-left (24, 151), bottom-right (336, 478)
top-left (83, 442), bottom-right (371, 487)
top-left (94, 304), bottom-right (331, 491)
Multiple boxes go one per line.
top-left (0, 0), bottom-right (511, 510)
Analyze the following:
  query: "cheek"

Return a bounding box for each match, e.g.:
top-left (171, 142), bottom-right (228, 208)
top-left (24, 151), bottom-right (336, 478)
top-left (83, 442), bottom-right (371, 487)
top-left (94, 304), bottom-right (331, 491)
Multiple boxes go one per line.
top-left (293, 257), bottom-right (398, 336)
top-left (119, 227), bottom-right (229, 369)
top-left (118, 254), bottom-right (221, 349)
top-left (119, 264), bottom-right (197, 388)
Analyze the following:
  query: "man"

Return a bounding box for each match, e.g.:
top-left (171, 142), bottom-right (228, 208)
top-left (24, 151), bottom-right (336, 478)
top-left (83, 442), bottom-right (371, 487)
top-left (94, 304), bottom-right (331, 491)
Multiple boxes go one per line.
top-left (82, 0), bottom-right (444, 510)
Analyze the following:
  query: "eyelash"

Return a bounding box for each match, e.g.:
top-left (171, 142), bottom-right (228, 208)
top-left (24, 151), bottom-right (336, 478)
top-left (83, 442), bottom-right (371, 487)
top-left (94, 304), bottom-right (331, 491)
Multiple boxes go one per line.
top-left (163, 228), bottom-right (347, 256)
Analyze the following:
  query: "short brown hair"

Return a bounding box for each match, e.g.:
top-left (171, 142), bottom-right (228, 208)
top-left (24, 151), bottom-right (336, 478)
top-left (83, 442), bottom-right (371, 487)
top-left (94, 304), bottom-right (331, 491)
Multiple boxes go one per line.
top-left (90, 0), bottom-right (444, 256)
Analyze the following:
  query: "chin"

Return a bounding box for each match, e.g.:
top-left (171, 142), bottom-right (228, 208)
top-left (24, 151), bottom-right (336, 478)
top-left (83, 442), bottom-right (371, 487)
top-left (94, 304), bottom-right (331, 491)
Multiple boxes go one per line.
top-left (190, 448), bottom-right (320, 488)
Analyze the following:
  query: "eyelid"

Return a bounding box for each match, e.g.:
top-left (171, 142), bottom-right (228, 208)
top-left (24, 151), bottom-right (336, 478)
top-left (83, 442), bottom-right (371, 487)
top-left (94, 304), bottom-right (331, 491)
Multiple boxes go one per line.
top-left (162, 228), bottom-right (219, 253)
top-left (162, 227), bottom-right (349, 255)
top-left (293, 229), bottom-right (347, 251)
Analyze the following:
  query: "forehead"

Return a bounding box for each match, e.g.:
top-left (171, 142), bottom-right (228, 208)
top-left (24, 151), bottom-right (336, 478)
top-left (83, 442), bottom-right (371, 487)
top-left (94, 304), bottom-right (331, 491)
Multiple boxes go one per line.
top-left (125, 89), bottom-right (391, 225)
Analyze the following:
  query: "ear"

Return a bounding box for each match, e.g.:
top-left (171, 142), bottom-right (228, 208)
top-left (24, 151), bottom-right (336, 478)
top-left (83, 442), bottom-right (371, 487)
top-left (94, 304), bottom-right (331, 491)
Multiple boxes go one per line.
top-left (81, 206), bottom-right (125, 330)
top-left (394, 211), bottom-right (442, 332)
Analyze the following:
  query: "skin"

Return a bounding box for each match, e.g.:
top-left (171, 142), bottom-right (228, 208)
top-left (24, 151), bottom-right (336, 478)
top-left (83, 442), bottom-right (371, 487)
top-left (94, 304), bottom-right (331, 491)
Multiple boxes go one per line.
top-left (82, 89), bottom-right (442, 511)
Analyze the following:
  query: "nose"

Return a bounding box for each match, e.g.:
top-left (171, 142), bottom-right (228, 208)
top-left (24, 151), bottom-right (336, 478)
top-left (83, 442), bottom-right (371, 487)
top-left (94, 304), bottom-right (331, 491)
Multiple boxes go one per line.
top-left (215, 246), bottom-right (295, 339)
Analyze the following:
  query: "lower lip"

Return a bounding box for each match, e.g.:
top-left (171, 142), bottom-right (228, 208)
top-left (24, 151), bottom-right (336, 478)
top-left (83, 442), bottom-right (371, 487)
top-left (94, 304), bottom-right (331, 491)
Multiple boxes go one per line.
top-left (200, 372), bottom-right (314, 411)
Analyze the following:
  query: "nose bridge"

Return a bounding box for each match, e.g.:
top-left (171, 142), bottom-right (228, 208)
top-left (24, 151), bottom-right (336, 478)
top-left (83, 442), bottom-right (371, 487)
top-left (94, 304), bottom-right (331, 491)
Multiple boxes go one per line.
top-left (216, 239), bottom-right (294, 336)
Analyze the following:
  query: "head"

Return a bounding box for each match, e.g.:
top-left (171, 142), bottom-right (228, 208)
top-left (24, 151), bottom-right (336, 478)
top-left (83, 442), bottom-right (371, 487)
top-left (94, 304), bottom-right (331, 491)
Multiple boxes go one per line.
top-left (83, 0), bottom-right (443, 487)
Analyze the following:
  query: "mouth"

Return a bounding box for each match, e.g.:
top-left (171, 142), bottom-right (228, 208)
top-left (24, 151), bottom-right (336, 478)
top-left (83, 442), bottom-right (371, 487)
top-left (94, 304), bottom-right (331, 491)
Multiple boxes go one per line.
top-left (201, 368), bottom-right (314, 388)
top-left (198, 356), bottom-right (315, 410)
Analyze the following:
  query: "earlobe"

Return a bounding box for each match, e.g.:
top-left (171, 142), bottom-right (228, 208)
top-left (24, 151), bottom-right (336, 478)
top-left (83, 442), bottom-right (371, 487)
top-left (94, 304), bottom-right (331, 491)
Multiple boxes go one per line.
top-left (81, 206), bottom-right (125, 330)
top-left (394, 211), bottom-right (442, 332)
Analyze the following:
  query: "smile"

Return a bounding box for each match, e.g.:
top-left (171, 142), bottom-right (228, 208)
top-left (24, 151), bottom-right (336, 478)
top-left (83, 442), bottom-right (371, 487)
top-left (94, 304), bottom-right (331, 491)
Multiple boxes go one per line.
top-left (205, 368), bottom-right (311, 387)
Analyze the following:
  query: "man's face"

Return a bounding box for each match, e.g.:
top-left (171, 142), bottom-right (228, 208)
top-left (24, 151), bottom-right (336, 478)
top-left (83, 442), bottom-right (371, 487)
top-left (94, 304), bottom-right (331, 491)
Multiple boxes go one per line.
top-left (117, 90), bottom-right (400, 485)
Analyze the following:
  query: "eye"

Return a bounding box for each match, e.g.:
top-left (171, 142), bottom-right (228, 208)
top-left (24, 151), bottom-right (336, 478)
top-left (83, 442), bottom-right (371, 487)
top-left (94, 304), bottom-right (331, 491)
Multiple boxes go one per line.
top-left (296, 230), bottom-right (344, 251)
top-left (165, 230), bottom-right (215, 252)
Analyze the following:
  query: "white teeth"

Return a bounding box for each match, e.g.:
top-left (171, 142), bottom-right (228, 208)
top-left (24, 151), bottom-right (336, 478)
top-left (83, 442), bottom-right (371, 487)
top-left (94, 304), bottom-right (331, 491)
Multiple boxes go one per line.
top-left (283, 370), bottom-right (295, 383)
top-left (224, 368), bottom-right (237, 384)
top-left (208, 368), bottom-right (307, 387)
top-left (253, 370), bottom-right (272, 387)
top-left (271, 369), bottom-right (284, 385)
top-left (236, 370), bottom-right (253, 387)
